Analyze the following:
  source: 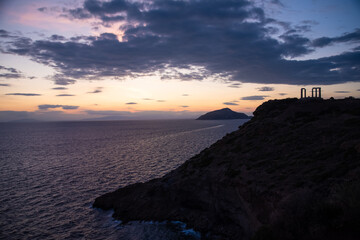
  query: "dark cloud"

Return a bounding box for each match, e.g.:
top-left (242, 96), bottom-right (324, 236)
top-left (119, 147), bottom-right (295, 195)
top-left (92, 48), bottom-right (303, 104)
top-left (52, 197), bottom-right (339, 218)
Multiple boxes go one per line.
top-left (278, 93), bottom-right (287, 96)
top-left (1, 1), bottom-right (359, 85)
top-left (38, 7), bottom-right (47, 12)
top-left (0, 65), bottom-right (23, 79)
top-left (0, 29), bottom-right (14, 38)
top-left (301, 20), bottom-right (318, 25)
top-left (270, 0), bottom-right (284, 7)
top-left (52, 87), bottom-right (68, 90)
top-left (279, 33), bottom-right (313, 57)
top-left (357, 89), bottom-right (360, 91)
top-left (51, 74), bottom-right (76, 85)
top-left (0, 83), bottom-right (10, 86)
top-left (38, 104), bottom-right (79, 110)
top-left (6, 93), bottom-right (41, 96)
top-left (38, 104), bottom-right (61, 110)
top-left (312, 29), bottom-right (360, 47)
top-left (62, 105), bottom-right (79, 110)
top-left (49, 34), bottom-right (66, 41)
top-left (65, 0), bottom-right (133, 23)
top-left (56, 94), bottom-right (75, 96)
top-left (126, 102), bottom-right (137, 104)
top-left (334, 91), bottom-right (350, 93)
top-left (87, 87), bottom-right (103, 93)
top-left (257, 86), bottom-right (274, 91)
top-left (241, 95), bottom-right (269, 100)
top-left (223, 102), bottom-right (239, 106)
top-left (180, 105), bottom-right (189, 108)
top-left (228, 83), bottom-right (242, 88)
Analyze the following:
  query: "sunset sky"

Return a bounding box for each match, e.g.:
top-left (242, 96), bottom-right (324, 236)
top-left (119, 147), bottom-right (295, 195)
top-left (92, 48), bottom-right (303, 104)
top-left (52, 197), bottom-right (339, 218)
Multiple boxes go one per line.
top-left (0, 0), bottom-right (359, 121)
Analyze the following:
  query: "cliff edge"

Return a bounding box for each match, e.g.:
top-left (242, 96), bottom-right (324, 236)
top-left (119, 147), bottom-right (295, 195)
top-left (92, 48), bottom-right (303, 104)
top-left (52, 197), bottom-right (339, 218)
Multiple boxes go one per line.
top-left (93, 98), bottom-right (360, 240)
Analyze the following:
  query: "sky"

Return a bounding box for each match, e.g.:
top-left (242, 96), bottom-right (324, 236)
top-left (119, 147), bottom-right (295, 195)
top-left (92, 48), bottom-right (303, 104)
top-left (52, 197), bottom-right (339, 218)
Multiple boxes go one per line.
top-left (0, 0), bottom-right (359, 121)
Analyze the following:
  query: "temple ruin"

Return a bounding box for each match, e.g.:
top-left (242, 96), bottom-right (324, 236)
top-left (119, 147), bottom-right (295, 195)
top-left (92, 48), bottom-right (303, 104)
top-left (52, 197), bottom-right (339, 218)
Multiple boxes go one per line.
top-left (300, 87), bottom-right (322, 99)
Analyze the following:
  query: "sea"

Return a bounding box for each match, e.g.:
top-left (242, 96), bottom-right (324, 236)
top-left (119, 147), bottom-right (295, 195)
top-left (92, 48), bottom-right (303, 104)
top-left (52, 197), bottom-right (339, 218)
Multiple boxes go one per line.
top-left (0, 119), bottom-right (248, 240)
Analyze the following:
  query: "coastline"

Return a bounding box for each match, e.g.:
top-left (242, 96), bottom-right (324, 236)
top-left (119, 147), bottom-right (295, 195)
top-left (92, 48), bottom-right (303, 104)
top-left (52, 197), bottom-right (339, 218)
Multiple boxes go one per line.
top-left (94, 98), bottom-right (360, 240)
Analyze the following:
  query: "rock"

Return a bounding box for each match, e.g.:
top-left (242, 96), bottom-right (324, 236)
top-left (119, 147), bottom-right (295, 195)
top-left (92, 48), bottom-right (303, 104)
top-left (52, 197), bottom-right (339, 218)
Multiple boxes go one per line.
top-left (93, 98), bottom-right (360, 240)
top-left (196, 108), bottom-right (251, 120)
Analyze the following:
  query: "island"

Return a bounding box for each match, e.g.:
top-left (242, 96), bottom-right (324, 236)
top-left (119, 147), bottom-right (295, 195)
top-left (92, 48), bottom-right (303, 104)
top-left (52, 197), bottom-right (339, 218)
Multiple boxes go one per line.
top-left (93, 98), bottom-right (360, 240)
top-left (197, 108), bottom-right (251, 120)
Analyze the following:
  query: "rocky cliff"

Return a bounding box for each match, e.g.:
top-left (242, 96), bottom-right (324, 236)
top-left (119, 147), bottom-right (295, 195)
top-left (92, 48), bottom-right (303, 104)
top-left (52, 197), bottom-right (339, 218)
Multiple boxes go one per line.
top-left (93, 98), bottom-right (360, 240)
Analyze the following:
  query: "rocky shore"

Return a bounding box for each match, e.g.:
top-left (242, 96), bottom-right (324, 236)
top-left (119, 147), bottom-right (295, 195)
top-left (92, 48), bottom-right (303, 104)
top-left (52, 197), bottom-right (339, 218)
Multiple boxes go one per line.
top-left (93, 98), bottom-right (360, 240)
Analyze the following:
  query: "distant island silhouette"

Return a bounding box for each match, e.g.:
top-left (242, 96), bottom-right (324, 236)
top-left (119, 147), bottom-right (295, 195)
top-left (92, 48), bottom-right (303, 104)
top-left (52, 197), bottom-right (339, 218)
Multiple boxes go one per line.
top-left (94, 97), bottom-right (360, 240)
top-left (197, 108), bottom-right (251, 120)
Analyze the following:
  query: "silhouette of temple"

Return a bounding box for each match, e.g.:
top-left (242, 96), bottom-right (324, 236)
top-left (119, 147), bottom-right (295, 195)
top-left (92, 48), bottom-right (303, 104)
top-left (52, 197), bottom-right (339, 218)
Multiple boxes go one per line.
top-left (300, 87), bottom-right (321, 99)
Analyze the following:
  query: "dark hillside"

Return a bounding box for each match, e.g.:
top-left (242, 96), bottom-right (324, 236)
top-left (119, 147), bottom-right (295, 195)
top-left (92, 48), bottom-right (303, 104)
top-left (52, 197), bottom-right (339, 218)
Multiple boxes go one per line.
top-left (94, 98), bottom-right (360, 240)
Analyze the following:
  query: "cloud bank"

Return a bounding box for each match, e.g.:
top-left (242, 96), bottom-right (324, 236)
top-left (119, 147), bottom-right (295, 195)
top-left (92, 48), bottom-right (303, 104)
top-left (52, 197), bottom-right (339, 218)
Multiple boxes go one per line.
top-left (0, 0), bottom-right (359, 86)
top-left (223, 102), bottom-right (239, 106)
top-left (38, 104), bottom-right (79, 110)
top-left (257, 86), bottom-right (274, 91)
top-left (6, 93), bottom-right (41, 96)
top-left (241, 95), bottom-right (269, 100)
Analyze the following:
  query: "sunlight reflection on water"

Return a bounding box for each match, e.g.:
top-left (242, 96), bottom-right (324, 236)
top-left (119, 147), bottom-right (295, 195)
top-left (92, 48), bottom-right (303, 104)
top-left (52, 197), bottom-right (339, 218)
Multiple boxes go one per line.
top-left (0, 119), bottom-right (248, 239)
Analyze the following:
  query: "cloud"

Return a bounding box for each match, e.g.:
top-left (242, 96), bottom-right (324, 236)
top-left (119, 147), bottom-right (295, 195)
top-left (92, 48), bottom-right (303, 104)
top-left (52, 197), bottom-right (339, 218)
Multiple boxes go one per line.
top-left (270, 0), bottom-right (284, 7)
top-left (0, 83), bottom-right (10, 86)
top-left (6, 93), bottom-right (41, 96)
top-left (241, 95), bottom-right (269, 100)
top-left (49, 34), bottom-right (66, 41)
top-left (312, 29), bottom-right (360, 47)
top-left (257, 86), bottom-right (274, 91)
top-left (180, 105), bottom-right (189, 108)
top-left (357, 89), bottom-right (360, 91)
top-left (334, 91), bottom-right (350, 93)
top-left (182, 94), bottom-right (189, 96)
top-left (62, 105), bottom-right (79, 109)
top-left (223, 102), bottom-right (239, 106)
top-left (0, 65), bottom-right (23, 79)
top-left (157, 100), bottom-right (166, 102)
top-left (56, 94), bottom-right (75, 96)
top-left (52, 87), bottom-right (68, 90)
top-left (228, 83), bottom-right (242, 88)
top-left (38, 104), bottom-right (79, 110)
top-left (278, 93), bottom-right (287, 96)
top-left (87, 87), bottom-right (103, 93)
top-left (38, 7), bottom-right (47, 12)
top-left (143, 98), bottom-right (153, 100)
top-left (51, 74), bottom-right (76, 85)
top-left (1, 1), bottom-right (359, 85)
top-left (0, 29), bottom-right (12, 38)
top-left (125, 102), bottom-right (137, 105)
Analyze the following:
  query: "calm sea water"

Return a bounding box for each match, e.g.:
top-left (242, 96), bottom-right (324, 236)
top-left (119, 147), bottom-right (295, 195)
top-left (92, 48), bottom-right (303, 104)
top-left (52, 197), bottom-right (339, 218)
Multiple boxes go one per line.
top-left (0, 119), bottom-right (248, 240)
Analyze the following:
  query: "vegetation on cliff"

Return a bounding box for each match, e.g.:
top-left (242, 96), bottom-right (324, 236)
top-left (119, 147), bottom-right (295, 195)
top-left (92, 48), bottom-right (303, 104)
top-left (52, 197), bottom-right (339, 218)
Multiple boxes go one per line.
top-left (94, 98), bottom-right (360, 240)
